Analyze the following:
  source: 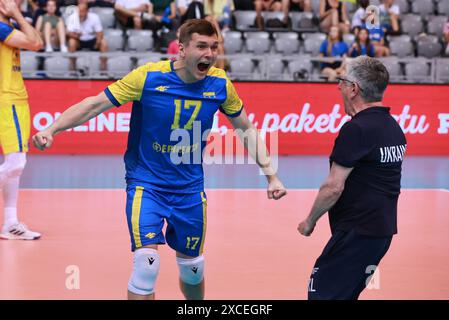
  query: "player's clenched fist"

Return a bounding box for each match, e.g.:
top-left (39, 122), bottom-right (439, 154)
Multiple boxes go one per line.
top-left (32, 130), bottom-right (54, 151)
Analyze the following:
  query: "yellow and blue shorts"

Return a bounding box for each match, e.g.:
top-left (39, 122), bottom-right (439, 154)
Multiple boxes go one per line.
top-left (0, 103), bottom-right (30, 154)
top-left (126, 184), bottom-right (207, 256)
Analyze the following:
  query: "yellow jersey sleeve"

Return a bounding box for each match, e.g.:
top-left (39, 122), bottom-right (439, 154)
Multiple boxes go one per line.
top-left (220, 77), bottom-right (243, 118)
top-left (104, 64), bottom-right (149, 106)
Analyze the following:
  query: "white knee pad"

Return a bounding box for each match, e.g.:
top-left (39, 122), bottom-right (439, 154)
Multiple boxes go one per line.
top-left (1, 153), bottom-right (27, 178)
top-left (177, 255), bottom-right (205, 285)
top-left (128, 248), bottom-right (160, 295)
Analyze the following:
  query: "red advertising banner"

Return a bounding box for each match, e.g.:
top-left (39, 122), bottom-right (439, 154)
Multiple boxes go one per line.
top-left (26, 80), bottom-right (449, 155)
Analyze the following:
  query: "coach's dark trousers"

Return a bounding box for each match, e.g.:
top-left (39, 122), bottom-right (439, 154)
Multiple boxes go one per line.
top-left (308, 229), bottom-right (392, 300)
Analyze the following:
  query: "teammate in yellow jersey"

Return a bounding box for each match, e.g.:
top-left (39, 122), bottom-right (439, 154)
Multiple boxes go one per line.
top-left (0, 0), bottom-right (43, 240)
top-left (33, 19), bottom-right (287, 300)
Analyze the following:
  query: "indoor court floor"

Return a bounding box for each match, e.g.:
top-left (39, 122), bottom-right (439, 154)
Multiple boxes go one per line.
top-left (0, 155), bottom-right (448, 300)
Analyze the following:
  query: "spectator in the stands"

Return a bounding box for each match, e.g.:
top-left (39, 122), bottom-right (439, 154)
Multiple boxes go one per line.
top-left (235, 0), bottom-right (253, 10)
top-left (254, 0), bottom-right (283, 30)
top-left (35, 0), bottom-right (68, 52)
top-left (114, 0), bottom-right (153, 29)
top-left (148, 0), bottom-right (177, 50)
top-left (67, 2), bottom-right (108, 71)
top-left (444, 22), bottom-right (449, 56)
top-left (29, 0), bottom-right (64, 24)
top-left (319, 0), bottom-right (350, 34)
top-left (379, 0), bottom-right (400, 35)
top-left (150, 0), bottom-right (177, 24)
top-left (349, 27), bottom-right (375, 57)
top-left (86, 0), bottom-right (115, 7)
top-left (177, 0), bottom-right (204, 23)
top-left (167, 27), bottom-right (179, 59)
top-left (319, 25), bottom-right (348, 81)
top-left (368, 22), bottom-right (390, 57)
top-left (16, 0), bottom-right (34, 24)
top-left (281, 0), bottom-right (311, 26)
top-left (351, 0), bottom-right (369, 35)
top-left (204, 0), bottom-right (233, 31)
top-left (202, 1), bottom-right (231, 69)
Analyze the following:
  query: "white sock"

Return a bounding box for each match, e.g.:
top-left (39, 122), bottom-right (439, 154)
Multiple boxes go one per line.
top-left (4, 207), bottom-right (18, 228)
top-left (3, 176), bottom-right (20, 227)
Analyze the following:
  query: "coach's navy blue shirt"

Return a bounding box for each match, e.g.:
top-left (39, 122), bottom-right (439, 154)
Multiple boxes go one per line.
top-left (329, 106), bottom-right (407, 236)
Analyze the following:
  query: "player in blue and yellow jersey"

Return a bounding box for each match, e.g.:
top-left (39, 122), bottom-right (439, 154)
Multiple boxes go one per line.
top-left (33, 19), bottom-right (287, 300)
top-left (0, 0), bottom-right (43, 240)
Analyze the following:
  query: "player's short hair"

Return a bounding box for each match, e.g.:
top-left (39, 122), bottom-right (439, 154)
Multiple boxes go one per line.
top-left (346, 56), bottom-right (389, 102)
top-left (178, 19), bottom-right (218, 45)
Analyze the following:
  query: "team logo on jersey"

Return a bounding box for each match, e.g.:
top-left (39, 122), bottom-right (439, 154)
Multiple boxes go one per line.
top-left (203, 92), bottom-right (216, 98)
top-left (145, 232), bottom-right (156, 239)
top-left (155, 86), bottom-right (169, 92)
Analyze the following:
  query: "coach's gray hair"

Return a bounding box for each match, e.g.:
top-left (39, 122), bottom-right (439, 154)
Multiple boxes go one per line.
top-left (346, 56), bottom-right (389, 102)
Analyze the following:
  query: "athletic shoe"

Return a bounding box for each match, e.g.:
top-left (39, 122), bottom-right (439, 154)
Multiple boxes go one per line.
top-left (0, 222), bottom-right (41, 240)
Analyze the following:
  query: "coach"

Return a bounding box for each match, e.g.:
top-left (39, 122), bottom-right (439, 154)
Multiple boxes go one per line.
top-left (298, 56), bottom-right (407, 300)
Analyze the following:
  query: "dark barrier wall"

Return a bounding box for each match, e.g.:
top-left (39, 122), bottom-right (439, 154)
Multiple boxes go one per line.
top-left (26, 80), bottom-right (449, 155)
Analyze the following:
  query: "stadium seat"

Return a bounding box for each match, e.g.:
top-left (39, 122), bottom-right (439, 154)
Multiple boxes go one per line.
top-left (272, 32), bottom-right (298, 40)
top-left (20, 51), bottom-right (39, 77)
top-left (274, 38), bottom-right (300, 55)
top-left (126, 29), bottom-right (153, 38)
top-left (229, 58), bottom-right (255, 80)
top-left (378, 57), bottom-right (403, 82)
top-left (395, 0), bottom-right (410, 14)
top-left (136, 55), bottom-right (163, 67)
top-left (127, 35), bottom-right (154, 52)
top-left (223, 30), bottom-right (242, 39)
top-left (400, 14), bottom-right (424, 37)
top-left (389, 37), bottom-right (415, 58)
top-left (411, 0), bottom-right (435, 18)
top-left (245, 38), bottom-right (271, 54)
top-left (224, 37), bottom-right (244, 54)
top-left (288, 59), bottom-right (313, 81)
top-left (437, 0), bottom-right (449, 16)
top-left (263, 11), bottom-right (288, 31)
top-left (233, 10), bottom-right (258, 31)
top-left (244, 31), bottom-right (270, 39)
top-left (90, 7), bottom-right (115, 28)
top-left (302, 32), bottom-right (326, 42)
top-left (266, 58), bottom-right (286, 80)
top-left (435, 58), bottom-right (449, 83)
top-left (290, 12), bottom-right (317, 32)
top-left (44, 56), bottom-right (71, 78)
top-left (107, 56), bottom-right (133, 78)
top-left (104, 29), bottom-right (125, 51)
top-left (303, 37), bottom-right (323, 55)
top-left (404, 59), bottom-right (431, 83)
top-left (417, 40), bottom-right (443, 59)
top-left (426, 15), bottom-right (448, 38)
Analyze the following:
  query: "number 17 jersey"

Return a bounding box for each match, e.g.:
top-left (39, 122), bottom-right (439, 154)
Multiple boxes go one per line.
top-left (104, 60), bottom-right (243, 193)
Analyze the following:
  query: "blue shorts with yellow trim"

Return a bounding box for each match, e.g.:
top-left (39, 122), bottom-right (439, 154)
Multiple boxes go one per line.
top-left (0, 103), bottom-right (30, 154)
top-left (126, 184), bottom-right (207, 256)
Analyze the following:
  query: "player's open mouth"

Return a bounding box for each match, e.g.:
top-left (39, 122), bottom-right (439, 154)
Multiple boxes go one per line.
top-left (197, 62), bottom-right (211, 72)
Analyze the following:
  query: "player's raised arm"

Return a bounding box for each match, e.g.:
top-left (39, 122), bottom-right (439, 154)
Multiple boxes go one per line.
top-left (0, 0), bottom-right (43, 51)
top-left (32, 92), bottom-right (116, 151)
top-left (227, 109), bottom-right (287, 200)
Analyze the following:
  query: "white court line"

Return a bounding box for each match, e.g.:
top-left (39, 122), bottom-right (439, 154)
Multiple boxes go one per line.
top-left (18, 188), bottom-right (449, 191)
